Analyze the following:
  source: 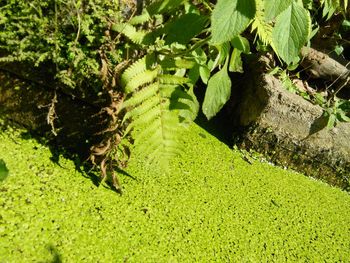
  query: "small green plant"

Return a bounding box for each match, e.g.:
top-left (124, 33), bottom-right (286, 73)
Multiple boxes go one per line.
top-left (117, 0), bottom-right (329, 164)
top-left (1, 0), bottom-right (349, 184)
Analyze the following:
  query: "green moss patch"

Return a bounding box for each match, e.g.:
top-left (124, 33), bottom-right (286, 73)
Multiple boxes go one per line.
top-left (0, 123), bottom-right (349, 261)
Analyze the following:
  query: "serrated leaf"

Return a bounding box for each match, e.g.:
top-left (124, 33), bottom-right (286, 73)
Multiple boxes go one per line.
top-left (0, 159), bottom-right (9, 182)
top-left (164, 13), bottom-right (208, 45)
top-left (121, 55), bottom-right (156, 87)
top-left (125, 69), bottom-right (159, 93)
top-left (272, 2), bottom-right (310, 65)
top-left (210, 0), bottom-right (256, 45)
top-left (264, 0), bottom-right (293, 21)
top-left (202, 58), bottom-right (231, 120)
top-left (122, 83), bottom-right (159, 109)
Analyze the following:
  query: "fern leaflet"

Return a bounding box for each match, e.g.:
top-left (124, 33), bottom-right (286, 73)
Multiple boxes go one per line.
top-left (121, 54), bottom-right (198, 164)
top-left (251, 0), bottom-right (274, 47)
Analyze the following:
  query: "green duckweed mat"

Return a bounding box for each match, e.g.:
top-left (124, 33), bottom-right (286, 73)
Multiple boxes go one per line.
top-left (0, 122), bottom-right (349, 262)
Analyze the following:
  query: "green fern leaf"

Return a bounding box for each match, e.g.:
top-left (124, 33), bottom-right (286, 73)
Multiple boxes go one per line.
top-left (125, 105), bottom-right (161, 132)
top-left (121, 55), bottom-right (156, 88)
top-left (122, 83), bottom-right (159, 109)
top-left (111, 23), bottom-right (153, 45)
top-left (124, 68), bottom-right (159, 93)
top-left (121, 53), bottom-right (198, 165)
top-left (251, 0), bottom-right (274, 46)
top-left (123, 95), bottom-right (159, 122)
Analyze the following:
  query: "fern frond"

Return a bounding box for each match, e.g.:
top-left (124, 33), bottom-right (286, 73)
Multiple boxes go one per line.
top-left (125, 105), bottom-right (161, 134)
top-left (121, 53), bottom-right (197, 165)
top-left (111, 23), bottom-right (153, 45)
top-left (124, 68), bottom-right (159, 93)
top-left (121, 83), bottom-right (159, 108)
top-left (123, 94), bottom-right (159, 121)
top-left (121, 55), bottom-right (156, 87)
top-left (251, 0), bottom-right (274, 46)
top-left (129, 10), bottom-right (152, 25)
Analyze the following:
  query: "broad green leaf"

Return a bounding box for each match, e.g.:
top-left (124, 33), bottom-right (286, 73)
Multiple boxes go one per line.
top-left (231, 35), bottom-right (250, 54)
top-left (210, 0), bottom-right (255, 45)
top-left (229, 49), bottom-right (243, 73)
top-left (147, 0), bottom-right (186, 15)
top-left (264, 0), bottom-right (293, 21)
top-left (188, 64), bottom-right (200, 85)
top-left (272, 2), bottom-right (310, 65)
top-left (164, 14), bottom-right (208, 45)
top-left (202, 58), bottom-right (232, 120)
top-left (0, 159), bottom-right (9, 182)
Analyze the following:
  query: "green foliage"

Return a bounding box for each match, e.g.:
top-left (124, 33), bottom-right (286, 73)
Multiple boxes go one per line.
top-left (202, 57), bottom-right (231, 119)
top-left (272, 2), bottom-right (311, 64)
top-left (203, 0), bottom-right (313, 121)
top-left (1, 0), bottom-right (348, 169)
top-left (120, 54), bottom-right (197, 164)
top-left (321, 0), bottom-right (349, 19)
top-left (264, 0), bottom-right (294, 21)
top-left (210, 0), bottom-right (256, 45)
top-left (112, 2), bottom-right (207, 164)
top-left (0, 0), bottom-right (123, 89)
top-left (317, 97), bottom-right (350, 128)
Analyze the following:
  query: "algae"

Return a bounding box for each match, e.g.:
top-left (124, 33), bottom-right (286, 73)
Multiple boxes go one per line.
top-left (0, 122), bottom-right (349, 262)
top-left (0, 159), bottom-right (8, 182)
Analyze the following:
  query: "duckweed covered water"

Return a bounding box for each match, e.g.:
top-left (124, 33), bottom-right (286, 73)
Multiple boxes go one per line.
top-left (0, 122), bottom-right (349, 262)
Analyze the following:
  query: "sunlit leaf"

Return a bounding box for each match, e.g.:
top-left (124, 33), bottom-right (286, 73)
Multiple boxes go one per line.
top-left (202, 58), bottom-right (231, 119)
top-left (210, 0), bottom-right (255, 45)
top-left (272, 2), bottom-right (310, 64)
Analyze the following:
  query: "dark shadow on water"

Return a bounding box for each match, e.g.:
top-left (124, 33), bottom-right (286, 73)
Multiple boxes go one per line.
top-left (195, 110), bottom-right (234, 147)
top-left (46, 244), bottom-right (62, 263)
top-left (1, 96), bottom-right (233, 192)
top-left (15, 124), bottom-right (138, 193)
top-left (193, 82), bottom-right (234, 147)
top-left (0, 120), bottom-right (104, 189)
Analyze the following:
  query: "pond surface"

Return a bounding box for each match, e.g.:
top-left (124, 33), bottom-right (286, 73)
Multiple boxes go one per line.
top-left (0, 121), bottom-right (349, 261)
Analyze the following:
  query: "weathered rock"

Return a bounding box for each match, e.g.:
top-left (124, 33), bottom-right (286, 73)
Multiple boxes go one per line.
top-left (230, 58), bottom-right (350, 191)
